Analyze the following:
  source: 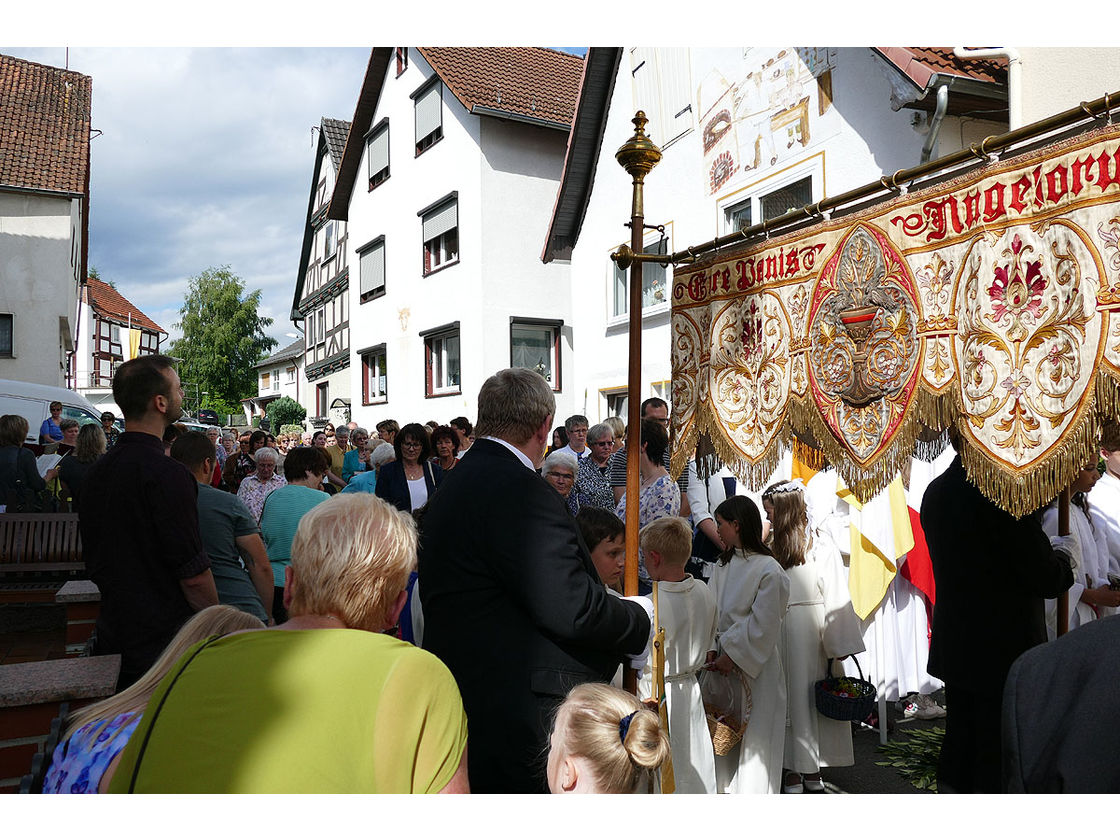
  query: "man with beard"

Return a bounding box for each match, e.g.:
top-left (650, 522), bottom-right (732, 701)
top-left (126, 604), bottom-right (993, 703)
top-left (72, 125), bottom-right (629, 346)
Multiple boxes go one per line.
top-left (80, 354), bottom-right (217, 689)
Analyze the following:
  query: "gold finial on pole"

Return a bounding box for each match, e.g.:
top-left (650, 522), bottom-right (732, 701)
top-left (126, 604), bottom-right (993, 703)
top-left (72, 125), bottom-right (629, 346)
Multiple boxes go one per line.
top-left (616, 112), bottom-right (662, 697)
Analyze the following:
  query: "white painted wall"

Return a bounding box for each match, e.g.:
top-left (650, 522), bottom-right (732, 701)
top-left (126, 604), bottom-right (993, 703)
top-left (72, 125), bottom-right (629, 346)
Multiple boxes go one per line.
top-left (345, 48), bottom-right (571, 430)
top-left (1019, 48), bottom-right (1120, 125)
top-left (0, 191), bottom-right (81, 387)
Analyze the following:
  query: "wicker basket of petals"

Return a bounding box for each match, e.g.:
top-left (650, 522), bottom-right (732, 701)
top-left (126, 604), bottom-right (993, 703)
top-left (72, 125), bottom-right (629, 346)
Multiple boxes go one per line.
top-left (701, 667), bottom-right (752, 756)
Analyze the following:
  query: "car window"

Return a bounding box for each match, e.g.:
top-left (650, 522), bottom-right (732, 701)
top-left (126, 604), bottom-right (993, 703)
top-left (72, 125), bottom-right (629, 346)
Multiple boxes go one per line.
top-left (62, 406), bottom-right (101, 427)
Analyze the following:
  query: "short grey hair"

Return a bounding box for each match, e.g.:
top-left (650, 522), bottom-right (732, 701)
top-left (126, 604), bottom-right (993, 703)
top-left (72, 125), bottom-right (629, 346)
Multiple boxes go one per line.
top-left (253, 446), bottom-right (279, 464)
top-left (369, 442), bottom-right (396, 468)
top-left (350, 426), bottom-right (368, 439)
top-left (542, 450), bottom-right (578, 479)
top-left (474, 368), bottom-right (555, 446)
top-left (221, 430), bottom-right (235, 440)
top-left (587, 422), bottom-right (613, 444)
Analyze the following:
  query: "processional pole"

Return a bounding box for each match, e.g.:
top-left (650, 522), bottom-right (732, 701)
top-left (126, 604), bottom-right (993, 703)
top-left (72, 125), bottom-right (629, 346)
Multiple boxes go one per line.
top-left (613, 112), bottom-right (663, 694)
top-left (1057, 488), bottom-right (1071, 637)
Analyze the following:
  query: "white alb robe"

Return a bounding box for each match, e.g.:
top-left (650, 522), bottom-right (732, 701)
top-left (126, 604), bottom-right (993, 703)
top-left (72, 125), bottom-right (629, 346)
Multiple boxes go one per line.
top-left (1042, 501), bottom-right (1110, 635)
top-left (780, 533), bottom-right (866, 773)
top-left (638, 575), bottom-right (719, 794)
top-left (708, 550), bottom-right (790, 794)
top-left (1088, 472), bottom-right (1120, 580)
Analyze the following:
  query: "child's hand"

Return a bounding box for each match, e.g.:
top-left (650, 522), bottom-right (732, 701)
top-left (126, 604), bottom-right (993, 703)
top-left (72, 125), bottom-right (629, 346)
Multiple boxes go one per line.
top-left (708, 653), bottom-right (736, 674)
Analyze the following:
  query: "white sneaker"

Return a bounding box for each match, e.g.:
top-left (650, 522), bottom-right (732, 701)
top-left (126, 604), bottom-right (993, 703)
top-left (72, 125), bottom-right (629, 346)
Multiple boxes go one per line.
top-left (914, 694), bottom-right (947, 720)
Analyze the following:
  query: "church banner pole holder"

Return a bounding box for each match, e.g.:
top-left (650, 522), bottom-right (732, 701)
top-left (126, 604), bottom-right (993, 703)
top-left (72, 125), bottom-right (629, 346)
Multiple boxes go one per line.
top-left (612, 111), bottom-right (663, 695)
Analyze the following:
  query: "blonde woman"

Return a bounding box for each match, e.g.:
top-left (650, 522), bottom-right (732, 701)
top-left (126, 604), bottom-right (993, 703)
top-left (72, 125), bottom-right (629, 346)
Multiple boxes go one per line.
top-left (43, 606), bottom-right (264, 794)
top-left (761, 479), bottom-right (865, 794)
top-left (547, 682), bottom-right (670, 793)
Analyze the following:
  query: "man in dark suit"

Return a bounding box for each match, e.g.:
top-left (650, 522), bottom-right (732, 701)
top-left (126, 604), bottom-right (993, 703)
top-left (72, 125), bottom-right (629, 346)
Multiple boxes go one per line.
top-left (418, 368), bottom-right (652, 793)
top-left (921, 454), bottom-right (1073, 793)
top-left (1003, 614), bottom-right (1120, 792)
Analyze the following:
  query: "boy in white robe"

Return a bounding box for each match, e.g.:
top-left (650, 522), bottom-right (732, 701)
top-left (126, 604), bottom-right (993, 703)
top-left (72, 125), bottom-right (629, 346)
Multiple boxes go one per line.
top-left (637, 516), bottom-right (719, 793)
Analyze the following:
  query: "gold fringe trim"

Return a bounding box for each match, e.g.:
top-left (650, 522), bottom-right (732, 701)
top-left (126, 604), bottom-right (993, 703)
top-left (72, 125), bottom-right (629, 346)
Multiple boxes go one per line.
top-left (671, 363), bottom-right (1120, 515)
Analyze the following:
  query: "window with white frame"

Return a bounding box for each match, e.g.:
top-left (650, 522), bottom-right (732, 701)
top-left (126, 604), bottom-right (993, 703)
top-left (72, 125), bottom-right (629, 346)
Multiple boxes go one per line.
top-left (423, 324), bottom-right (460, 397)
top-left (413, 78), bottom-right (443, 155)
top-left (361, 344), bottom-right (388, 405)
top-left (323, 220), bottom-right (337, 260)
top-left (316, 382), bottom-right (329, 416)
top-left (359, 237), bottom-right (386, 302)
top-left (612, 237), bottom-right (668, 319)
top-left (286, 365), bottom-right (296, 384)
top-left (261, 371), bottom-right (271, 392)
top-left (0, 314), bottom-right (12, 357)
top-left (420, 195), bottom-right (458, 275)
top-left (510, 319), bottom-right (562, 391)
top-left (367, 120), bottom-right (389, 189)
top-left (305, 312), bottom-right (315, 349)
top-left (722, 173), bottom-right (815, 234)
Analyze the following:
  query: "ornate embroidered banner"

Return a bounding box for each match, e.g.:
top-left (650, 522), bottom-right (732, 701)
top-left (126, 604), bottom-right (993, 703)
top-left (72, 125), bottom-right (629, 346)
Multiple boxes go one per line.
top-left (671, 123), bottom-right (1120, 516)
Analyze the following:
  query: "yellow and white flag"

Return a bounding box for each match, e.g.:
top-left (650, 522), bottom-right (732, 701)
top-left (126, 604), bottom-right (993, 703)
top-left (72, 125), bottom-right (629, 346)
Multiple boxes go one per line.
top-left (127, 328), bottom-right (142, 361)
top-left (838, 476), bottom-right (914, 620)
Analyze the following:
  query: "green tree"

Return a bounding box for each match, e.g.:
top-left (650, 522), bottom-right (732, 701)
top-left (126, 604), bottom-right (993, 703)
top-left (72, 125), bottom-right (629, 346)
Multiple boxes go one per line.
top-left (268, 396), bottom-right (306, 429)
top-left (170, 266), bottom-right (278, 407)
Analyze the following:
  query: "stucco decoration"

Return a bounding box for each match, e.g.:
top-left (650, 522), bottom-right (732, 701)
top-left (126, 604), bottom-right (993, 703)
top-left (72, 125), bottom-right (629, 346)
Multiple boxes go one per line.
top-left (671, 123), bottom-right (1120, 516)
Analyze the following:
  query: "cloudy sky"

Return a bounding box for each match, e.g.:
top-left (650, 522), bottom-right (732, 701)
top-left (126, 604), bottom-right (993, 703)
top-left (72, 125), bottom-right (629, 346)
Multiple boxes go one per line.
top-left (2, 46), bottom-right (373, 351)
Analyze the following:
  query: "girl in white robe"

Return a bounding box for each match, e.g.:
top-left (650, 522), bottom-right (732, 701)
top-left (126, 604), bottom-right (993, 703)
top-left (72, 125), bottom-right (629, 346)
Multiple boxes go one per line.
top-left (707, 495), bottom-right (790, 794)
top-left (763, 479), bottom-right (865, 793)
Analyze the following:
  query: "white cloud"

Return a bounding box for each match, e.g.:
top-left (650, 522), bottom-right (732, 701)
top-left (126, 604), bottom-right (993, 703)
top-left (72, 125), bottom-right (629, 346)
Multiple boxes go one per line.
top-left (3, 45), bottom-right (367, 350)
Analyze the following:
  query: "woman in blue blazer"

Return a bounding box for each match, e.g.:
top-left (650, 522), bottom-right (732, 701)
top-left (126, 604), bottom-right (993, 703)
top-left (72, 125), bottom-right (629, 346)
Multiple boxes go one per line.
top-left (375, 423), bottom-right (442, 514)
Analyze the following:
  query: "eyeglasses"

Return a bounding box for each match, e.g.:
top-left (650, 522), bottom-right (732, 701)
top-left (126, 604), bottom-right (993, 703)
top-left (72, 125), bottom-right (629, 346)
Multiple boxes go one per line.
top-left (569, 428), bottom-right (588, 436)
top-left (590, 440), bottom-right (613, 447)
top-left (401, 440), bottom-right (422, 449)
top-left (547, 472), bottom-right (575, 482)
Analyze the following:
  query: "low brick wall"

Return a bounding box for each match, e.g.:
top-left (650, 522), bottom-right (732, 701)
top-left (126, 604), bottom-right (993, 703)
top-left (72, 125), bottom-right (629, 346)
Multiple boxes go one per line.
top-left (0, 655), bottom-right (120, 793)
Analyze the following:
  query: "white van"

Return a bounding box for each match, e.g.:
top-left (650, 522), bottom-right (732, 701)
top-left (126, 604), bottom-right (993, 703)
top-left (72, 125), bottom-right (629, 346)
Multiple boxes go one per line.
top-left (0, 379), bottom-right (107, 445)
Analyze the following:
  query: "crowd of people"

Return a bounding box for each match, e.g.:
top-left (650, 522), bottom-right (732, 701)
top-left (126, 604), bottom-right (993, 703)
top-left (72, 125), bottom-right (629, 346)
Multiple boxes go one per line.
top-left (6, 351), bottom-right (1120, 794)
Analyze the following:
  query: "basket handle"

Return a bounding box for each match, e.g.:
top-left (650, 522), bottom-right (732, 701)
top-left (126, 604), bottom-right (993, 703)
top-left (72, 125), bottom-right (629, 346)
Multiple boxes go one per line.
top-left (826, 656), bottom-right (866, 681)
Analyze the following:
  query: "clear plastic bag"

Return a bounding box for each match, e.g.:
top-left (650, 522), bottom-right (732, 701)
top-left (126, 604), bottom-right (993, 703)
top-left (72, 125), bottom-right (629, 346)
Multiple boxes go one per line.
top-left (699, 666), bottom-right (747, 730)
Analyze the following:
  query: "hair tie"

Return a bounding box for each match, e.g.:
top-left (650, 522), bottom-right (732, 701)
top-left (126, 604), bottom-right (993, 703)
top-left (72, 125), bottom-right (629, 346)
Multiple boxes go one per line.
top-left (618, 711), bottom-right (637, 743)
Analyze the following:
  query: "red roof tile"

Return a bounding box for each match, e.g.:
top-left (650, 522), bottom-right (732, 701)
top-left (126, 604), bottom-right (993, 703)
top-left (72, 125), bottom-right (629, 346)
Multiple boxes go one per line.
top-left (875, 47), bottom-right (1007, 90)
top-left (85, 277), bottom-right (166, 334)
top-left (0, 53), bottom-right (92, 194)
top-left (418, 47), bottom-right (584, 128)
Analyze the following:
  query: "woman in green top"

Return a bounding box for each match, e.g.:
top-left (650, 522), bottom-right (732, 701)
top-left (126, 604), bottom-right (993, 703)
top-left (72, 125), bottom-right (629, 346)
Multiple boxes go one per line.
top-left (259, 445), bottom-right (330, 623)
top-left (106, 493), bottom-right (470, 794)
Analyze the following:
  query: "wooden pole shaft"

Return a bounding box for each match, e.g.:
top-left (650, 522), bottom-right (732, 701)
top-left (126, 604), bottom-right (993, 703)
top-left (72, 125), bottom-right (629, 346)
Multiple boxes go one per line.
top-left (1057, 489), bottom-right (1071, 637)
top-left (623, 176), bottom-right (644, 695)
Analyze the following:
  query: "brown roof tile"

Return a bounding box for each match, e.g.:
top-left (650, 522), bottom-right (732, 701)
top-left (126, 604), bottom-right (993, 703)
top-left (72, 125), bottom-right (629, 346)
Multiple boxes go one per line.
top-left (875, 47), bottom-right (1007, 90)
top-left (85, 277), bottom-right (166, 334)
top-left (0, 53), bottom-right (92, 194)
top-left (417, 47), bottom-right (584, 127)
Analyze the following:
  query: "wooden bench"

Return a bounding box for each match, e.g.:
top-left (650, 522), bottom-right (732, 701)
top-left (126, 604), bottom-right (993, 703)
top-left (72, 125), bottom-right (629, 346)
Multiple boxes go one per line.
top-left (0, 514), bottom-right (84, 603)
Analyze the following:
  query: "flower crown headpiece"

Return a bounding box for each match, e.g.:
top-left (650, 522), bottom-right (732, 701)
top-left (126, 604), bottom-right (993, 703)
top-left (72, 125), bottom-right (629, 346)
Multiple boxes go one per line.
top-left (762, 478), bottom-right (805, 499)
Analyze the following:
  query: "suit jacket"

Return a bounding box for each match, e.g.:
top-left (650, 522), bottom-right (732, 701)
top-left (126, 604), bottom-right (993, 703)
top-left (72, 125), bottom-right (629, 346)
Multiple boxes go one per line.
top-left (374, 458), bottom-right (441, 513)
top-left (417, 438), bottom-right (650, 793)
top-left (1003, 614), bottom-right (1120, 792)
top-left (921, 456), bottom-right (1073, 690)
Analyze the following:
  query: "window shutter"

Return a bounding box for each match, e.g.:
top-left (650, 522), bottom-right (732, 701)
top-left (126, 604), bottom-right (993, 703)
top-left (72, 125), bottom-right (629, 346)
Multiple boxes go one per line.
top-left (422, 199), bottom-right (457, 241)
top-left (659, 48), bottom-right (693, 143)
top-left (630, 48), bottom-right (662, 143)
top-left (360, 241), bottom-right (385, 296)
top-left (415, 83), bottom-right (442, 143)
top-left (368, 126), bottom-right (389, 177)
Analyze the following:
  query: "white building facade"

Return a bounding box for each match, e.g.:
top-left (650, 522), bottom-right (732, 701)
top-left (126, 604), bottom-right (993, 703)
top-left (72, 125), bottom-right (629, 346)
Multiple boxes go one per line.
top-left (0, 55), bottom-right (92, 388)
top-left (292, 118), bottom-right (352, 430)
top-left (545, 47), bottom-right (1008, 423)
top-left (243, 338), bottom-right (304, 426)
top-left (327, 48), bottom-right (580, 431)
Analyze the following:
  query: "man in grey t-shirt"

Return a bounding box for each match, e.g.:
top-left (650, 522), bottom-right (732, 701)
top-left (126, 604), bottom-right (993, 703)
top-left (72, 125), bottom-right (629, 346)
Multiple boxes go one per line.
top-left (171, 432), bottom-right (274, 623)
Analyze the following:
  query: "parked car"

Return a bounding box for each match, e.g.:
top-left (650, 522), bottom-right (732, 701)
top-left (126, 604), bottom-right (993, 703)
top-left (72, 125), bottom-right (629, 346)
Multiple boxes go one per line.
top-left (0, 379), bottom-right (106, 446)
top-left (197, 409), bottom-right (221, 425)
